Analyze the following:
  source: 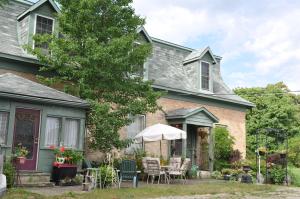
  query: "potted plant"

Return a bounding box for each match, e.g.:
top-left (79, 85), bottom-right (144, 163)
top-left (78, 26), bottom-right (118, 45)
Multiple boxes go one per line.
top-left (257, 147), bottom-right (267, 156)
top-left (241, 160), bottom-right (251, 172)
top-left (221, 168), bottom-right (232, 181)
top-left (14, 143), bottom-right (29, 164)
top-left (50, 146), bottom-right (83, 185)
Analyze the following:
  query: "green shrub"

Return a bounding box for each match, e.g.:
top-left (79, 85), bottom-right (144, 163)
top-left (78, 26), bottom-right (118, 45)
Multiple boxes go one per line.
top-left (221, 168), bottom-right (233, 175)
top-left (270, 165), bottom-right (286, 184)
top-left (100, 165), bottom-right (117, 187)
top-left (214, 126), bottom-right (234, 170)
top-left (133, 148), bottom-right (146, 172)
top-left (211, 171), bottom-right (222, 179)
top-left (287, 137), bottom-right (300, 167)
top-left (288, 167), bottom-right (300, 186)
top-left (3, 161), bottom-right (15, 188)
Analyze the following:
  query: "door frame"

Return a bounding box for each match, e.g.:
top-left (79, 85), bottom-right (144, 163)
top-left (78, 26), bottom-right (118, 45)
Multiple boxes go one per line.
top-left (13, 106), bottom-right (42, 171)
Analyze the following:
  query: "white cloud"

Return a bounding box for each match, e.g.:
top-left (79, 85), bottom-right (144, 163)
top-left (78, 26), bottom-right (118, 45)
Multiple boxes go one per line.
top-left (132, 0), bottom-right (300, 90)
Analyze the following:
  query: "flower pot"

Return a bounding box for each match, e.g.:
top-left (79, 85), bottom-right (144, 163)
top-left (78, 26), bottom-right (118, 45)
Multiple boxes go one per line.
top-left (259, 151), bottom-right (266, 156)
top-left (51, 164), bottom-right (77, 185)
top-left (17, 157), bottom-right (26, 164)
top-left (223, 174), bottom-right (231, 181)
top-left (242, 166), bottom-right (251, 172)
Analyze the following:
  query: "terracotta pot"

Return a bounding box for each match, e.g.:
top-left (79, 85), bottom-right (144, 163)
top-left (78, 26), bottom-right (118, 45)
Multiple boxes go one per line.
top-left (17, 157), bottom-right (26, 164)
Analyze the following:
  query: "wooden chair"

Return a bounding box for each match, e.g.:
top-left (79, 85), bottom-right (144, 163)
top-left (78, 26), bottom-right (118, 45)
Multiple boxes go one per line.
top-left (118, 160), bottom-right (138, 188)
top-left (146, 159), bottom-right (168, 184)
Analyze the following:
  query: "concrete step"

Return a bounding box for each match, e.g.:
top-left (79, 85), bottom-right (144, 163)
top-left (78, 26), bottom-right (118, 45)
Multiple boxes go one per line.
top-left (18, 172), bottom-right (52, 187)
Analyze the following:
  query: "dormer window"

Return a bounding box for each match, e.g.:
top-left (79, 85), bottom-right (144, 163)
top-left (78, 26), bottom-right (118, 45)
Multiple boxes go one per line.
top-left (34, 15), bottom-right (54, 50)
top-left (201, 62), bottom-right (210, 90)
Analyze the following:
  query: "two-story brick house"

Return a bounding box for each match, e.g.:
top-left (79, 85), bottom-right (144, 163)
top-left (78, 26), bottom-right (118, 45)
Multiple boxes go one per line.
top-left (0, 0), bottom-right (253, 174)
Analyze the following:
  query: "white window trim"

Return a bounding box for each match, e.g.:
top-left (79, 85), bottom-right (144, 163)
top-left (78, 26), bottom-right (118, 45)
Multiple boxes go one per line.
top-left (199, 60), bottom-right (213, 92)
top-left (32, 14), bottom-right (55, 49)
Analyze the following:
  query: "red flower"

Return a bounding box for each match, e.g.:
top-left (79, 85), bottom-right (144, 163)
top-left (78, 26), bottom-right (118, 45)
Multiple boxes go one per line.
top-left (49, 145), bottom-right (55, 150)
top-left (60, 146), bottom-right (65, 152)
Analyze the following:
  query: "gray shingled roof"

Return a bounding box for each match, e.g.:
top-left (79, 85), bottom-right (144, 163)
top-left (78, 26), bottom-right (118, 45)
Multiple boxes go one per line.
top-left (0, 0), bottom-right (36, 60)
top-left (0, 73), bottom-right (89, 108)
top-left (166, 107), bottom-right (219, 122)
top-left (147, 38), bottom-right (254, 107)
top-left (166, 108), bottom-right (198, 118)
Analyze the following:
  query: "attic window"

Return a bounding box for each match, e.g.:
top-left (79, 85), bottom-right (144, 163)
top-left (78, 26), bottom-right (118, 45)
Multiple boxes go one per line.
top-left (34, 15), bottom-right (54, 50)
top-left (201, 62), bottom-right (210, 90)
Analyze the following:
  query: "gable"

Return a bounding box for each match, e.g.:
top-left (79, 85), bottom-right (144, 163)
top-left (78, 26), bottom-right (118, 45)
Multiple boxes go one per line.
top-left (18, 0), bottom-right (59, 20)
top-left (136, 26), bottom-right (152, 43)
top-left (201, 51), bottom-right (215, 63)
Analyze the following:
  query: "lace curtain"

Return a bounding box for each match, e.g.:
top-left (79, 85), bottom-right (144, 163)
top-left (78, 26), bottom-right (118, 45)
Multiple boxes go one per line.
top-left (0, 112), bottom-right (8, 145)
top-left (64, 119), bottom-right (79, 148)
top-left (45, 117), bottom-right (60, 146)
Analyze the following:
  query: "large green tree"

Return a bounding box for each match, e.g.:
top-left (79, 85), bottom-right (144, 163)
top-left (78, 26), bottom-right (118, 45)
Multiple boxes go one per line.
top-left (234, 82), bottom-right (300, 153)
top-left (29, 0), bottom-right (161, 152)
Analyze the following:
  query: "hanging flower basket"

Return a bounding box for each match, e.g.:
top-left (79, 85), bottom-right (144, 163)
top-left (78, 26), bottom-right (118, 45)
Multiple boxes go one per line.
top-left (257, 147), bottom-right (267, 156)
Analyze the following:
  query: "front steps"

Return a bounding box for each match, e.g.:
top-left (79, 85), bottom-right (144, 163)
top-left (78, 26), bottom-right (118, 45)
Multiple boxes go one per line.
top-left (17, 172), bottom-right (54, 187)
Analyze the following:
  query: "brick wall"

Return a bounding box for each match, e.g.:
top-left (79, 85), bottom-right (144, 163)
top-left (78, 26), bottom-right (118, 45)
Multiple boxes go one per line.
top-left (119, 97), bottom-right (247, 159)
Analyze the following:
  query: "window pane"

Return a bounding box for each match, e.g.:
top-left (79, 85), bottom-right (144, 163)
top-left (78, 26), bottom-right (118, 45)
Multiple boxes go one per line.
top-left (126, 115), bottom-right (145, 153)
top-left (0, 112), bottom-right (8, 145)
top-left (64, 119), bottom-right (79, 148)
top-left (201, 62), bottom-right (210, 90)
top-left (45, 117), bottom-right (60, 147)
top-left (35, 16), bottom-right (54, 50)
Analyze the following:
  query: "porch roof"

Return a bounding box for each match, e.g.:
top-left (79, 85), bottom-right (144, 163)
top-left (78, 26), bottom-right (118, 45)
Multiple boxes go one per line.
top-left (166, 107), bottom-right (219, 127)
top-left (0, 73), bottom-right (89, 108)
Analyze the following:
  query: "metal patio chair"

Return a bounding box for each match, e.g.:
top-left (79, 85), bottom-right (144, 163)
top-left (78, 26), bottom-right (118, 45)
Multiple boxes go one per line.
top-left (146, 158), bottom-right (168, 184)
top-left (168, 158), bottom-right (191, 184)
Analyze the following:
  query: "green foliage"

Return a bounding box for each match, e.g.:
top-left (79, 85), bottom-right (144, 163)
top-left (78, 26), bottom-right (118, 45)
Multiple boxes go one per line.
top-left (269, 165), bottom-right (286, 184)
top-left (13, 143), bottom-right (29, 158)
top-left (3, 161), bottom-right (15, 188)
top-left (211, 170), bottom-right (222, 179)
top-left (133, 148), bottom-right (146, 172)
top-left (221, 168), bottom-right (233, 175)
top-left (234, 82), bottom-right (300, 154)
top-left (288, 167), bottom-right (300, 186)
top-left (100, 165), bottom-right (117, 187)
top-left (287, 136), bottom-right (300, 167)
top-left (62, 150), bottom-right (83, 165)
top-left (27, 0), bottom-right (162, 153)
top-left (214, 127), bottom-right (234, 170)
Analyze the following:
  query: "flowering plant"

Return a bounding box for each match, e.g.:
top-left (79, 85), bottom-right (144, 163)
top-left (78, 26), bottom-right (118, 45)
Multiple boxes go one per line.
top-left (49, 145), bottom-right (83, 165)
top-left (14, 143), bottom-right (29, 158)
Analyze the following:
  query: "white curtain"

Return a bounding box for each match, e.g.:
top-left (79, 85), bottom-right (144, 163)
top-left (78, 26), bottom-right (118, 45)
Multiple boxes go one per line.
top-left (0, 112), bottom-right (8, 145)
top-left (64, 119), bottom-right (79, 148)
top-left (126, 115), bottom-right (145, 154)
top-left (45, 117), bottom-right (60, 146)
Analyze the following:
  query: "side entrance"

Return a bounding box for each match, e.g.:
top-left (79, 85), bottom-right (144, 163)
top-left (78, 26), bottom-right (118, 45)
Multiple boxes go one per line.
top-left (13, 108), bottom-right (40, 170)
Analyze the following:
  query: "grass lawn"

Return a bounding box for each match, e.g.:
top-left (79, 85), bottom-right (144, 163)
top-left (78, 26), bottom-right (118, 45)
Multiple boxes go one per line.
top-left (3, 182), bottom-right (275, 199)
top-left (289, 167), bottom-right (300, 187)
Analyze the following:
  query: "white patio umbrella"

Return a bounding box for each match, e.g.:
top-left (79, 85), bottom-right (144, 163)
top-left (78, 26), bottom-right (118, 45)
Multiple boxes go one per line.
top-left (134, 123), bottom-right (187, 156)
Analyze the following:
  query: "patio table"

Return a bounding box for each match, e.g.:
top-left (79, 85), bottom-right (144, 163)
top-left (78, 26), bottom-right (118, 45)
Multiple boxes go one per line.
top-left (160, 166), bottom-right (171, 184)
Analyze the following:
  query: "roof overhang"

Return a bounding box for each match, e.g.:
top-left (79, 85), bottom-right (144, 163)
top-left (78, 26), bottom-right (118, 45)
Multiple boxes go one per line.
top-left (166, 107), bottom-right (219, 127)
top-left (136, 26), bottom-right (153, 43)
top-left (17, 0), bottom-right (60, 20)
top-left (183, 47), bottom-right (218, 65)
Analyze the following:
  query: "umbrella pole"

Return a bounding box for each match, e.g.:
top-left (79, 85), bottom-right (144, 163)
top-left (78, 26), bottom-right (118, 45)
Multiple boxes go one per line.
top-left (160, 140), bottom-right (162, 157)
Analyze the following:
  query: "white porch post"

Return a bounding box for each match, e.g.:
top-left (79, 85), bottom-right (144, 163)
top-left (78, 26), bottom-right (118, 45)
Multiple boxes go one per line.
top-left (182, 123), bottom-right (187, 158)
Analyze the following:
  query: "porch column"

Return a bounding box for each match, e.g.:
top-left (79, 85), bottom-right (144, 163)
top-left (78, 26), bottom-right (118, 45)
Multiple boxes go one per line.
top-left (182, 122), bottom-right (187, 158)
top-left (208, 127), bottom-right (214, 172)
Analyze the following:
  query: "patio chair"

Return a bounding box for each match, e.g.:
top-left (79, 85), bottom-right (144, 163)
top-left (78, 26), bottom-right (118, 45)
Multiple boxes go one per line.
top-left (146, 158), bottom-right (168, 184)
top-left (118, 160), bottom-right (139, 188)
top-left (168, 158), bottom-right (191, 184)
top-left (142, 157), bottom-right (151, 180)
top-left (168, 157), bottom-right (181, 172)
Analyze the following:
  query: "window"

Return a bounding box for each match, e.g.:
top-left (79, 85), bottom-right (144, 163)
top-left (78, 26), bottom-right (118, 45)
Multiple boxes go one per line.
top-left (64, 119), bottom-right (79, 148)
top-left (34, 15), bottom-right (54, 50)
top-left (201, 62), bottom-right (210, 90)
top-left (45, 117), bottom-right (60, 147)
top-left (0, 112), bottom-right (9, 145)
top-left (126, 115), bottom-right (145, 153)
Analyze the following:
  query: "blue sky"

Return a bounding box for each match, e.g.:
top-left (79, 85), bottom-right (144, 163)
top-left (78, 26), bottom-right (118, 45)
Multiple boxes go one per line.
top-left (30, 0), bottom-right (300, 90)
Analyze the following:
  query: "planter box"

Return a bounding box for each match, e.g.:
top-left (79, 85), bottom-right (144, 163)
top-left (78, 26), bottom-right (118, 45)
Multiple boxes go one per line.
top-left (51, 164), bottom-right (77, 185)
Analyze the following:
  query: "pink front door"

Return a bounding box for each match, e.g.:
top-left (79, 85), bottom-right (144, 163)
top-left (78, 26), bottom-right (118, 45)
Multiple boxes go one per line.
top-left (13, 108), bottom-right (40, 170)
